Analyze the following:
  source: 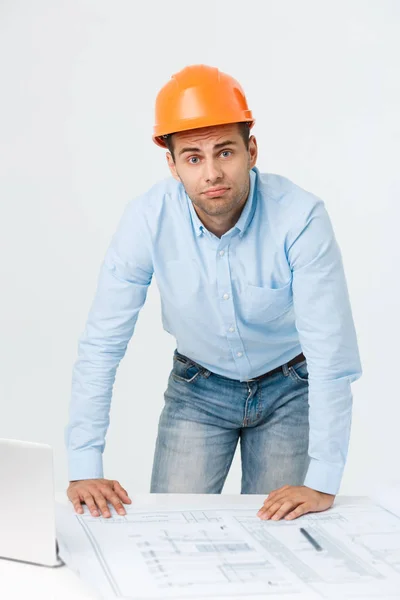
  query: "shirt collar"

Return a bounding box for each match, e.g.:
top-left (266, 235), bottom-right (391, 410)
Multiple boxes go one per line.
top-left (234, 166), bottom-right (258, 237)
top-left (185, 167), bottom-right (258, 238)
top-left (186, 190), bottom-right (205, 237)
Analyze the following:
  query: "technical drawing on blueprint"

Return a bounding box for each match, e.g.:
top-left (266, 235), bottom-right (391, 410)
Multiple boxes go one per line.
top-left (56, 498), bottom-right (400, 600)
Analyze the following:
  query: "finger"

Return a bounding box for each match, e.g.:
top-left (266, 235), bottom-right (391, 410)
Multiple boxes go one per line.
top-left (263, 486), bottom-right (295, 506)
top-left (285, 502), bottom-right (310, 521)
top-left (263, 485), bottom-right (291, 504)
top-left (263, 493), bottom-right (288, 508)
top-left (266, 488), bottom-right (307, 511)
top-left (258, 500), bottom-right (287, 520)
top-left (271, 500), bottom-right (297, 521)
top-left (92, 493), bottom-right (111, 518)
top-left (105, 491), bottom-right (127, 515)
top-left (113, 481), bottom-right (132, 504)
top-left (259, 492), bottom-right (291, 515)
top-left (82, 493), bottom-right (100, 517)
top-left (68, 491), bottom-right (84, 515)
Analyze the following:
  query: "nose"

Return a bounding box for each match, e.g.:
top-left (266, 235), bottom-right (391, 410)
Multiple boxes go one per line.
top-left (203, 158), bottom-right (223, 184)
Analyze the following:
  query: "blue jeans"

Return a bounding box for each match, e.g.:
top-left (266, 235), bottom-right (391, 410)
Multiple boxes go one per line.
top-left (150, 350), bottom-right (310, 494)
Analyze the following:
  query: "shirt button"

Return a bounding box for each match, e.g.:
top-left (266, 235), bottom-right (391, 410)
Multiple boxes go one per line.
top-left (229, 326), bottom-right (235, 333)
top-left (223, 293), bottom-right (230, 300)
top-left (219, 250), bottom-right (225, 256)
top-left (237, 351), bottom-right (243, 358)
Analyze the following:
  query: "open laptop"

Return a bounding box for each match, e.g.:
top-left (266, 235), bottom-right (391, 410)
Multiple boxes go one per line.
top-left (0, 438), bottom-right (63, 567)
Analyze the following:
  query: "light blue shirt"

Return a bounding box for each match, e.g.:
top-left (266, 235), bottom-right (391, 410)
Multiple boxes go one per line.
top-left (66, 166), bottom-right (362, 494)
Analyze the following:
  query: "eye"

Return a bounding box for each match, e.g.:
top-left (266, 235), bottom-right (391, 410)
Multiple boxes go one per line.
top-left (188, 156), bottom-right (200, 164)
top-left (221, 150), bottom-right (232, 158)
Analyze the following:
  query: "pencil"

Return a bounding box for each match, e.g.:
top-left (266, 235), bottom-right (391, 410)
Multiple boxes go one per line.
top-left (299, 527), bottom-right (323, 552)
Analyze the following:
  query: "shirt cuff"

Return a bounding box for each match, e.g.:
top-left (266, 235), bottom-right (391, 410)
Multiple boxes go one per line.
top-left (68, 449), bottom-right (104, 482)
top-left (304, 458), bottom-right (344, 495)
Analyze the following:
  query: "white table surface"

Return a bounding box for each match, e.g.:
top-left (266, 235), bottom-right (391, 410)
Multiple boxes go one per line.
top-left (0, 491), bottom-right (271, 600)
top-left (2, 486), bottom-right (398, 600)
top-left (1, 490), bottom-right (96, 600)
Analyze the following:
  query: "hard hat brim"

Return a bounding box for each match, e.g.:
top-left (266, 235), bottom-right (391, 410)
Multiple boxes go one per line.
top-left (153, 117), bottom-right (255, 149)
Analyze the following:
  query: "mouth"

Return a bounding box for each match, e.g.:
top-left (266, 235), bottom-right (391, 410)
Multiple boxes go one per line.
top-left (203, 187), bottom-right (230, 198)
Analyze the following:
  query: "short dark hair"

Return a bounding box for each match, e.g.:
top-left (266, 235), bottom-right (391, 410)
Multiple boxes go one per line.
top-left (164, 121), bottom-right (251, 162)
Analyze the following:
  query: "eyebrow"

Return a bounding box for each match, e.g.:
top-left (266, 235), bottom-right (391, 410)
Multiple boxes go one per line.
top-left (178, 140), bottom-right (238, 156)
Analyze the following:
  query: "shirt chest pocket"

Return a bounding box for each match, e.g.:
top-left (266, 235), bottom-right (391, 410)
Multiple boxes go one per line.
top-left (241, 281), bottom-right (293, 324)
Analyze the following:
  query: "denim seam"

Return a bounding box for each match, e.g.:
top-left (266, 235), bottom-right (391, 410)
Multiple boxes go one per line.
top-left (172, 371), bottom-right (202, 384)
top-left (173, 354), bottom-right (210, 380)
top-left (256, 381), bottom-right (262, 421)
top-left (288, 365), bottom-right (309, 384)
top-left (243, 383), bottom-right (251, 427)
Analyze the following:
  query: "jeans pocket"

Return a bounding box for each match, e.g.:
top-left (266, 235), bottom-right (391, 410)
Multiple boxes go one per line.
top-left (172, 355), bottom-right (203, 384)
top-left (288, 360), bottom-right (309, 383)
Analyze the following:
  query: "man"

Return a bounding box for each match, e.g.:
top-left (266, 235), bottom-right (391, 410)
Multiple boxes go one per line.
top-left (66, 64), bottom-right (362, 522)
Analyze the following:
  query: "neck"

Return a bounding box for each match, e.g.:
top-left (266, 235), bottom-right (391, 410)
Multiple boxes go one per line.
top-left (193, 204), bottom-right (245, 238)
top-left (194, 183), bottom-right (250, 238)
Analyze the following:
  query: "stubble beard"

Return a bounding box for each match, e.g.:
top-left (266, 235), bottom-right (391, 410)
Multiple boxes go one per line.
top-left (191, 183), bottom-right (249, 218)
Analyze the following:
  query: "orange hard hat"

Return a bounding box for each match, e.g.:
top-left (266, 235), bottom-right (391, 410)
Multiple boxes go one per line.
top-left (152, 64), bottom-right (255, 148)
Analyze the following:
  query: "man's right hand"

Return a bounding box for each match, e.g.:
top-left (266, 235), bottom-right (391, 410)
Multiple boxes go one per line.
top-left (67, 478), bottom-right (132, 518)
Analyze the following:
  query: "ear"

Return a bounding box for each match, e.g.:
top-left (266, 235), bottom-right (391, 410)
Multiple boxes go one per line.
top-left (248, 136), bottom-right (258, 169)
top-left (166, 152), bottom-right (181, 182)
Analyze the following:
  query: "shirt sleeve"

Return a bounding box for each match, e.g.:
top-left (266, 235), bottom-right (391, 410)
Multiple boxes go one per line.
top-left (65, 198), bottom-right (153, 481)
top-left (286, 198), bottom-right (362, 495)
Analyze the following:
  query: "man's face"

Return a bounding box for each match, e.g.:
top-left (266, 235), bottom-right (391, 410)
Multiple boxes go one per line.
top-left (166, 123), bottom-right (257, 219)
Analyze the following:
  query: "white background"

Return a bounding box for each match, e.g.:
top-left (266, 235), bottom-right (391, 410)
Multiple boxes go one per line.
top-left (1, 0), bottom-right (399, 498)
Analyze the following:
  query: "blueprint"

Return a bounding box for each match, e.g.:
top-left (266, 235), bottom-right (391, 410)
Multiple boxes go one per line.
top-left (56, 497), bottom-right (400, 600)
top-left (371, 483), bottom-right (400, 519)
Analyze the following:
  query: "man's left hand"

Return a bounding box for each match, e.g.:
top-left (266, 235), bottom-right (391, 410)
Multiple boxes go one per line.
top-left (257, 485), bottom-right (335, 521)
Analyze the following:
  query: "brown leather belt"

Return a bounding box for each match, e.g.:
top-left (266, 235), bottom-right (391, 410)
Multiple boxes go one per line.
top-left (247, 352), bottom-right (306, 382)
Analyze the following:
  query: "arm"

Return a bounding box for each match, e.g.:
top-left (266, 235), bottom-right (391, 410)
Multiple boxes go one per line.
top-left (65, 198), bottom-right (153, 482)
top-left (258, 198), bottom-right (362, 520)
top-left (289, 199), bottom-right (362, 494)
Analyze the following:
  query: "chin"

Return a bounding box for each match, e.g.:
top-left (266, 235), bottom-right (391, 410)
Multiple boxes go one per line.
top-left (205, 206), bottom-right (234, 217)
